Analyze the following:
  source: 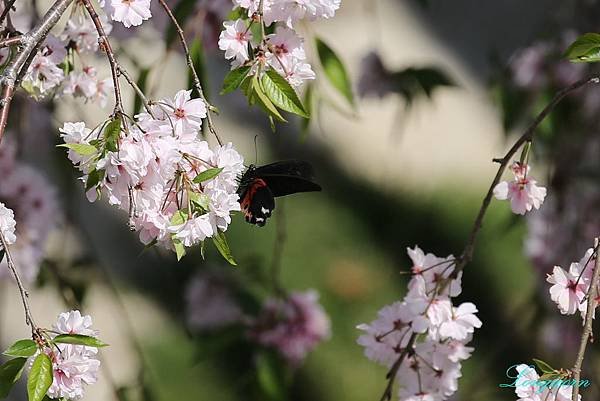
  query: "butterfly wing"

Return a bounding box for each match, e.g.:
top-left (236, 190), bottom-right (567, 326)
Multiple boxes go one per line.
top-left (239, 178), bottom-right (275, 226)
top-left (254, 160), bottom-right (322, 197)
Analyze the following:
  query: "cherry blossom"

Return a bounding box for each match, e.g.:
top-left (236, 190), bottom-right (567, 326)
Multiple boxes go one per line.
top-left (248, 290), bottom-right (330, 364)
top-left (493, 161), bottom-right (547, 215)
top-left (504, 364), bottom-right (581, 401)
top-left (0, 202), bottom-right (17, 248)
top-left (60, 89), bottom-right (244, 257)
top-left (357, 247), bottom-right (479, 401)
top-left (102, 0), bottom-right (152, 27)
top-left (547, 248), bottom-right (597, 318)
top-left (220, 0), bottom-right (338, 85)
top-left (218, 19), bottom-right (253, 68)
top-left (162, 89), bottom-right (207, 140)
top-left (43, 311), bottom-right (101, 400)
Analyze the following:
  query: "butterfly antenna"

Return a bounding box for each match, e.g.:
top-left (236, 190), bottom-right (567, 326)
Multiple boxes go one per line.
top-left (253, 134), bottom-right (259, 164)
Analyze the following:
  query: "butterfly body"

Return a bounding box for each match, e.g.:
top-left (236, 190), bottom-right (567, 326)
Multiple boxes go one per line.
top-left (237, 160), bottom-right (321, 226)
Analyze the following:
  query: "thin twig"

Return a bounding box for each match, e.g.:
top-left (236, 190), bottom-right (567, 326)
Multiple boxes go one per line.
top-left (0, 0), bottom-right (16, 27)
top-left (379, 334), bottom-right (416, 401)
top-left (378, 75), bottom-right (600, 400)
top-left (0, 35), bottom-right (21, 48)
top-left (0, 230), bottom-right (37, 331)
top-left (155, 0), bottom-right (224, 146)
top-left (80, 0), bottom-right (123, 115)
top-left (453, 76), bottom-right (600, 279)
top-left (571, 239), bottom-right (600, 401)
top-left (118, 67), bottom-right (155, 116)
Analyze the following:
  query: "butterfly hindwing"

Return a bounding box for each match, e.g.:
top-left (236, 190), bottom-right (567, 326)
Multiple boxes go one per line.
top-left (239, 178), bottom-right (275, 226)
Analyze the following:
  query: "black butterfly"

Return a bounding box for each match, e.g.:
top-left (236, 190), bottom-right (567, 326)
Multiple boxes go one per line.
top-left (237, 160), bottom-right (322, 226)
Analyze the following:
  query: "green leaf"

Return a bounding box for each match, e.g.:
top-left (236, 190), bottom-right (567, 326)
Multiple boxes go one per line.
top-left (255, 352), bottom-right (287, 401)
top-left (3, 339), bottom-right (37, 357)
top-left (0, 357), bottom-right (27, 398)
top-left (250, 21), bottom-right (263, 45)
top-left (252, 76), bottom-right (286, 122)
top-left (53, 334), bottom-right (108, 348)
top-left (211, 231), bottom-right (237, 266)
top-left (173, 238), bottom-right (186, 261)
top-left (133, 68), bottom-right (150, 114)
top-left (261, 70), bottom-right (309, 118)
top-left (227, 7), bottom-right (245, 20)
top-left (170, 209), bottom-right (188, 226)
top-left (532, 358), bottom-right (555, 374)
top-left (221, 66), bottom-right (252, 95)
top-left (539, 372), bottom-right (562, 381)
top-left (165, 0), bottom-right (197, 47)
top-left (564, 33), bottom-right (600, 63)
top-left (315, 37), bottom-right (354, 106)
top-left (301, 83), bottom-right (314, 139)
top-left (193, 167), bottom-right (223, 183)
top-left (85, 168), bottom-right (105, 192)
top-left (103, 118), bottom-right (121, 152)
top-left (27, 353), bottom-right (53, 401)
top-left (189, 192), bottom-right (210, 211)
top-left (57, 143), bottom-right (97, 156)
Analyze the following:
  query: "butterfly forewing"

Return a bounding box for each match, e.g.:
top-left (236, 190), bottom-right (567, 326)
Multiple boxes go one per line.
top-left (253, 160), bottom-right (321, 197)
top-left (238, 160), bottom-right (321, 226)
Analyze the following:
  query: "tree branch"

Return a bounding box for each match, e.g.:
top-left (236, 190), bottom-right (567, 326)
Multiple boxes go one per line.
top-left (0, 35), bottom-right (21, 48)
top-left (0, 0), bottom-right (74, 145)
top-left (378, 75), bottom-right (600, 400)
top-left (571, 239), bottom-right (600, 401)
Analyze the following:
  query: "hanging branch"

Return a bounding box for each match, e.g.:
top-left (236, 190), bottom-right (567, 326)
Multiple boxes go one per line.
top-left (378, 75), bottom-right (600, 400)
top-left (0, 231), bottom-right (37, 331)
top-left (571, 239), bottom-right (600, 401)
top-left (80, 0), bottom-right (124, 115)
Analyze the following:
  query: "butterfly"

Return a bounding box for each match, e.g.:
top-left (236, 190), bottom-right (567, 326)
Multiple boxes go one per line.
top-left (237, 160), bottom-right (322, 226)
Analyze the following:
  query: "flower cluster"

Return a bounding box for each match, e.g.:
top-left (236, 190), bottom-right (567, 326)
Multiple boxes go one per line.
top-left (547, 248), bottom-right (598, 319)
top-left (0, 139), bottom-right (59, 283)
top-left (248, 290), bottom-right (331, 365)
top-left (506, 364), bottom-right (580, 401)
top-left (60, 89), bottom-right (244, 256)
top-left (21, 6), bottom-right (113, 104)
top-left (218, 0), bottom-right (340, 87)
top-left (357, 246), bottom-right (481, 401)
top-left (45, 310), bottom-right (101, 400)
top-left (493, 161), bottom-right (547, 215)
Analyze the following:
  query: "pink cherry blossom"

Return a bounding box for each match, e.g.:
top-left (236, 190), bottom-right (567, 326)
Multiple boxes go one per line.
top-left (218, 19), bottom-right (252, 68)
top-left (493, 161), bottom-right (547, 215)
top-left (0, 202), bottom-right (16, 248)
top-left (162, 90), bottom-right (207, 141)
top-left (248, 290), bottom-right (330, 365)
top-left (45, 311), bottom-right (101, 400)
top-left (547, 264), bottom-right (587, 315)
top-left (438, 303), bottom-right (482, 341)
top-left (104, 0), bottom-right (152, 27)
